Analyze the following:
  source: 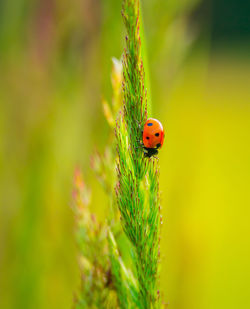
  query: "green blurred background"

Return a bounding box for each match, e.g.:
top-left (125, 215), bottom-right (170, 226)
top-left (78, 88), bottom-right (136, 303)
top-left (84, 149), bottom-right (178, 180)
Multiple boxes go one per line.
top-left (0, 0), bottom-right (250, 308)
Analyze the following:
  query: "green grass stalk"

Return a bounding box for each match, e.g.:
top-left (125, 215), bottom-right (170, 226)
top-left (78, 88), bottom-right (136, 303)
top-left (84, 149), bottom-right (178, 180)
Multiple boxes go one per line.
top-left (115, 0), bottom-right (162, 307)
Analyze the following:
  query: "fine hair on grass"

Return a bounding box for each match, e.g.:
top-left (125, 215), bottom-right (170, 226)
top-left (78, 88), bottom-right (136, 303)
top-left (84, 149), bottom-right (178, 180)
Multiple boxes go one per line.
top-left (72, 0), bottom-right (163, 308)
top-left (115, 0), bottom-right (162, 307)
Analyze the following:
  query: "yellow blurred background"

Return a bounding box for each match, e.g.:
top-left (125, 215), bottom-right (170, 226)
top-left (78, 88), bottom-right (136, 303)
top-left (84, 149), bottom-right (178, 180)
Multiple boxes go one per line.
top-left (0, 0), bottom-right (250, 308)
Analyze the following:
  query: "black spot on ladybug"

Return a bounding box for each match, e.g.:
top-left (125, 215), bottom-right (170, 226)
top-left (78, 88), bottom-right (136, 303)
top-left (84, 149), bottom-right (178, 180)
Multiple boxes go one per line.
top-left (146, 136), bottom-right (150, 140)
top-left (155, 133), bottom-right (159, 137)
top-left (147, 123), bottom-right (153, 126)
top-left (156, 143), bottom-right (161, 148)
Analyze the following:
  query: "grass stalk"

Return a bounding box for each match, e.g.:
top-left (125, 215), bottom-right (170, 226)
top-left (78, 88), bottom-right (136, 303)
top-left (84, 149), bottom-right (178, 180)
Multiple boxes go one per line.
top-left (115, 0), bottom-right (162, 307)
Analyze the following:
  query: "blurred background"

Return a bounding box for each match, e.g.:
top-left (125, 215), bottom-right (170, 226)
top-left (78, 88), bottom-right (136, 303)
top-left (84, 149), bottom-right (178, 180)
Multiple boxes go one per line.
top-left (0, 0), bottom-right (250, 308)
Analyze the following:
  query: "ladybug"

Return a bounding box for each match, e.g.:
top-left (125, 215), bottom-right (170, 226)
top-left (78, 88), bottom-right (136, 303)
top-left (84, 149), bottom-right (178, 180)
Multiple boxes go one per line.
top-left (142, 118), bottom-right (165, 158)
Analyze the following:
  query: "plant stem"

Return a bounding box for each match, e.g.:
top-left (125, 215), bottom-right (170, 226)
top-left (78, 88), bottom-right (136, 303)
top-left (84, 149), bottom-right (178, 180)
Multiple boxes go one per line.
top-left (115, 1), bottom-right (161, 307)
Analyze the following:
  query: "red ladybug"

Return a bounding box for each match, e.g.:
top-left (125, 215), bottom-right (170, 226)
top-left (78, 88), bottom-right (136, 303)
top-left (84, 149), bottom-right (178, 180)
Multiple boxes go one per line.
top-left (142, 118), bottom-right (165, 157)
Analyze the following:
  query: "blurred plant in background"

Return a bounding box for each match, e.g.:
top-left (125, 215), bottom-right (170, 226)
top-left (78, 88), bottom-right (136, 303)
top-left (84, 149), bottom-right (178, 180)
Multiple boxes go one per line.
top-left (71, 56), bottom-right (122, 308)
top-left (72, 168), bottom-right (118, 308)
top-left (1, 0), bottom-right (250, 308)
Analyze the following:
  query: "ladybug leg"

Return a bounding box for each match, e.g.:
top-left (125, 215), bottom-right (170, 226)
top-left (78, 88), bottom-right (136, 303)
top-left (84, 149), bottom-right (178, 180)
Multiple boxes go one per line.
top-left (135, 119), bottom-right (142, 128)
top-left (136, 137), bottom-right (144, 148)
top-left (138, 139), bottom-right (144, 145)
top-left (142, 147), bottom-right (149, 157)
top-left (135, 120), bottom-right (144, 135)
top-left (134, 145), bottom-right (143, 150)
top-left (134, 143), bottom-right (145, 152)
top-left (153, 149), bottom-right (159, 158)
top-left (135, 142), bottom-right (144, 150)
